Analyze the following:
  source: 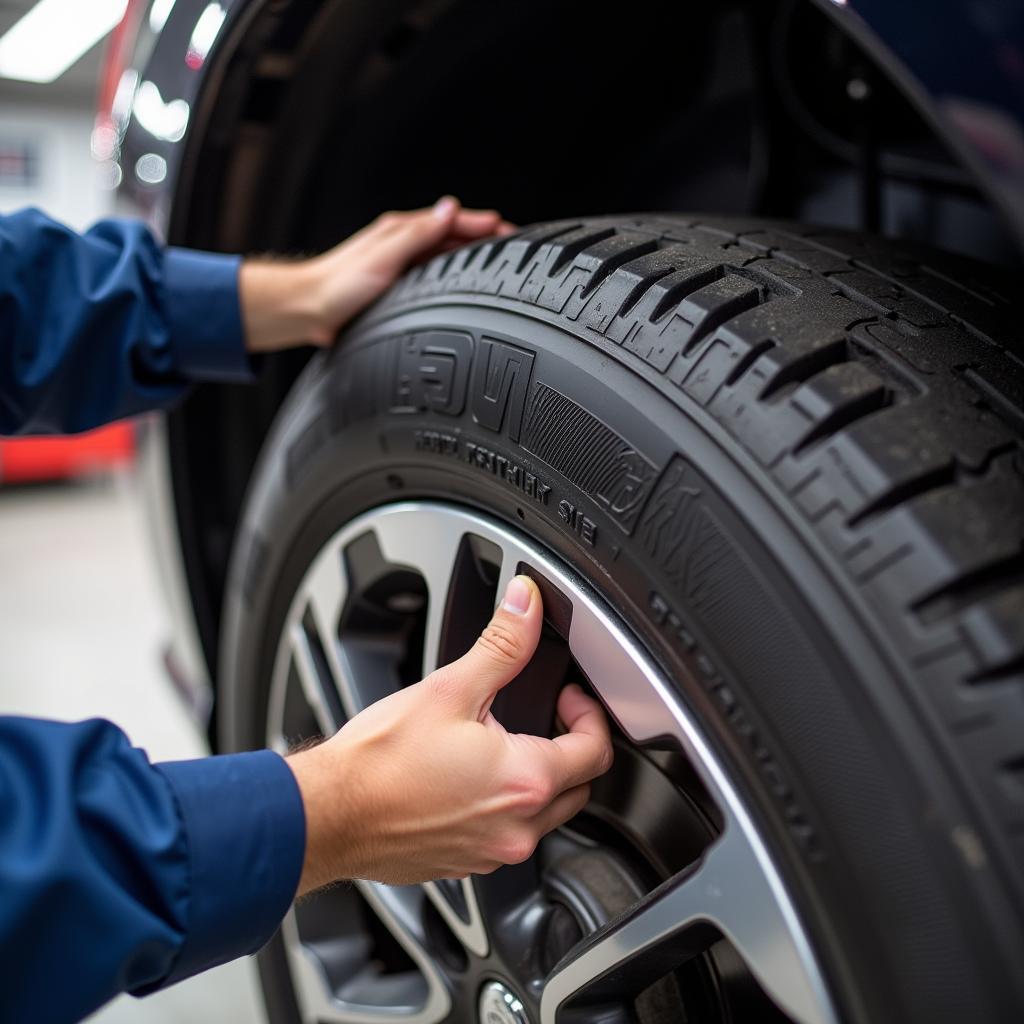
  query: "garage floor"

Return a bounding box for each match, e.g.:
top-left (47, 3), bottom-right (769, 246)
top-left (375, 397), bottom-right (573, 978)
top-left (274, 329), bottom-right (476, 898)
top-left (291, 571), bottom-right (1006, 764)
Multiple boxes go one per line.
top-left (0, 477), bottom-right (267, 1024)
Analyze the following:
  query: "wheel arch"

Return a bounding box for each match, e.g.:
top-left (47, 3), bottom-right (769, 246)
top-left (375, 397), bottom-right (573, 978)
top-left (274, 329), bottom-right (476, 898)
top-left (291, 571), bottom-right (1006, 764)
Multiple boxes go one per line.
top-left (144, 0), bottom-right (1024, 703)
top-left (809, 0), bottom-right (1024, 250)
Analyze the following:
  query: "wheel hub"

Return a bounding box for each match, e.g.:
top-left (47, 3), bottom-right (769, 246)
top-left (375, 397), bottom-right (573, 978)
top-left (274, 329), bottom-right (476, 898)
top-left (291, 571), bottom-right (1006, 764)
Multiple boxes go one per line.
top-left (478, 981), bottom-right (529, 1024)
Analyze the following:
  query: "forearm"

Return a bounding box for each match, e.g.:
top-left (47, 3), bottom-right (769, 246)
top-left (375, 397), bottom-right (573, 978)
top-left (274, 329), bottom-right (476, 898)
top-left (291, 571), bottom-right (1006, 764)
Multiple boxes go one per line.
top-left (239, 258), bottom-right (332, 351)
top-left (0, 716), bottom-right (304, 1020)
top-left (286, 741), bottom-right (360, 895)
top-left (0, 210), bottom-right (182, 434)
top-left (0, 209), bottom-right (253, 435)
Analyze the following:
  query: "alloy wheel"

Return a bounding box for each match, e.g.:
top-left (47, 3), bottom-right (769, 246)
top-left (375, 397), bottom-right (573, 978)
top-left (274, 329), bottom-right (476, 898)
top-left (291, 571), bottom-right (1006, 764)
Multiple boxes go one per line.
top-left (265, 502), bottom-right (838, 1024)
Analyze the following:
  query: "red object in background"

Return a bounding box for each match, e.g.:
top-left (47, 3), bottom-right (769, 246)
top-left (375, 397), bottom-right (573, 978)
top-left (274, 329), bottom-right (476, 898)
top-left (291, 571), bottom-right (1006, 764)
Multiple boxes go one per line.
top-left (0, 423), bottom-right (135, 483)
top-left (96, 0), bottom-right (145, 125)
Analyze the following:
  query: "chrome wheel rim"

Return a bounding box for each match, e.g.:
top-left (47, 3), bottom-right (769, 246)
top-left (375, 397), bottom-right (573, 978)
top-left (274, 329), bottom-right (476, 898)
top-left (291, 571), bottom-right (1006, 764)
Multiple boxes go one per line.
top-left (265, 501), bottom-right (838, 1024)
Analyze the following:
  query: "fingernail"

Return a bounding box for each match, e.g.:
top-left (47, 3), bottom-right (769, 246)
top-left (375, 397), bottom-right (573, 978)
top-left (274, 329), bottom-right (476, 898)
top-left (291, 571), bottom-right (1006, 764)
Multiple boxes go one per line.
top-left (432, 195), bottom-right (457, 220)
top-left (502, 576), bottom-right (532, 615)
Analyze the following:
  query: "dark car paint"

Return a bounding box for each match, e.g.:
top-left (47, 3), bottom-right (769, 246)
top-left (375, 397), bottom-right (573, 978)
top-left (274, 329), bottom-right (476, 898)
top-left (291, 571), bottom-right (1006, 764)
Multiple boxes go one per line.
top-left (115, 0), bottom-right (238, 223)
top-left (120, 0), bottom-right (1024, 251)
top-left (836, 0), bottom-right (1024, 245)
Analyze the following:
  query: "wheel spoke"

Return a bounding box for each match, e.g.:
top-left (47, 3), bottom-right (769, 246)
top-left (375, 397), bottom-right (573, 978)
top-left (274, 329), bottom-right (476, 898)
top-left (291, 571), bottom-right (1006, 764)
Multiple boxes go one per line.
top-left (422, 877), bottom-right (490, 957)
top-left (289, 621), bottom-right (342, 736)
top-left (304, 536), bottom-right (347, 642)
top-left (301, 543), bottom-right (364, 720)
top-left (540, 828), bottom-right (832, 1024)
top-left (283, 881), bottom-right (450, 1024)
top-left (361, 881), bottom-right (431, 948)
top-left (369, 509), bottom-right (468, 676)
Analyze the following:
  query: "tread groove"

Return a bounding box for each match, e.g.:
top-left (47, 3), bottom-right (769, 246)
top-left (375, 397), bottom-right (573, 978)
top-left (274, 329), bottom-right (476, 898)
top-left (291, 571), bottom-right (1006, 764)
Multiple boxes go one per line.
top-left (479, 235), bottom-right (512, 270)
top-left (846, 464), bottom-right (957, 528)
top-left (961, 367), bottom-right (1024, 435)
top-left (437, 250), bottom-right (459, 278)
top-left (681, 286), bottom-right (763, 357)
top-left (725, 339), bottom-right (777, 386)
top-left (793, 388), bottom-right (894, 455)
top-left (513, 223), bottom-right (583, 273)
top-left (548, 227), bottom-right (618, 276)
top-left (913, 552), bottom-right (1024, 621)
top-left (580, 240), bottom-right (659, 299)
top-left (618, 265), bottom-right (677, 317)
top-left (649, 266), bottom-right (725, 321)
top-left (970, 655), bottom-right (1024, 686)
top-left (760, 339), bottom-right (849, 400)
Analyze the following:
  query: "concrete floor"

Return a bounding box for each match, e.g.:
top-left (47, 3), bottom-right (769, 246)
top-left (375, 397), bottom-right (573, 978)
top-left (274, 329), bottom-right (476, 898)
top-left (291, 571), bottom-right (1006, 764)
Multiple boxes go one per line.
top-left (0, 476), bottom-right (267, 1024)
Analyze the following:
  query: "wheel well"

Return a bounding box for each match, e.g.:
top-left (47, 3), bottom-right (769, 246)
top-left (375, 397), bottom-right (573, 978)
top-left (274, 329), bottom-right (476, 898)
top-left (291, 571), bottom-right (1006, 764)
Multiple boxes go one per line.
top-left (165, 0), bottom-right (1023, 686)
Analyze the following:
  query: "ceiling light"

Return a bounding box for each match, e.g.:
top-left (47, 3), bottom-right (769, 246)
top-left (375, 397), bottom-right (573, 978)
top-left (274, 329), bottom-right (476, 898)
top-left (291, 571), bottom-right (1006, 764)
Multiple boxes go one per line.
top-left (132, 79), bottom-right (189, 143)
top-left (0, 0), bottom-right (128, 84)
top-left (149, 0), bottom-right (177, 34)
top-left (135, 152), bottom-right (167, 185)
top-left (185, 3), bottom-right (226, 70)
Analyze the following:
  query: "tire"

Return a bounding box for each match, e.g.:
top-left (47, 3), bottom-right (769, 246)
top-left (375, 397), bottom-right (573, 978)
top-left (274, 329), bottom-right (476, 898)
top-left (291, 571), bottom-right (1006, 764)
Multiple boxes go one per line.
top-left (219, 215), bottom-right (1024, 1024)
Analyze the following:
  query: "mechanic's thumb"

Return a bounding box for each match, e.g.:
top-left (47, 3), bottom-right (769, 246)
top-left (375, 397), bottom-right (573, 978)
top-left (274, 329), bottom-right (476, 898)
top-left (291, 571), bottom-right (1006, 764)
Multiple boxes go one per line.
top-left (435, 575), bottom-right (543, 716)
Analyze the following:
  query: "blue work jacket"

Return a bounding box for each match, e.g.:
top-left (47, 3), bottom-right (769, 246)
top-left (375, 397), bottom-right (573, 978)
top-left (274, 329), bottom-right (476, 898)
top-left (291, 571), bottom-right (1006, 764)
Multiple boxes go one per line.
top-left (0, 209), bottom-right (306, 1022)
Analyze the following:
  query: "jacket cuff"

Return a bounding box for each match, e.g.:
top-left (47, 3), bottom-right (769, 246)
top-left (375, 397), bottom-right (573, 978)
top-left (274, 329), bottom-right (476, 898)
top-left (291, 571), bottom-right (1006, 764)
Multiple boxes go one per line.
top-left (163, 248), bottom-right (255, 382)
top-left (152, 749), bottom-right (305, 985)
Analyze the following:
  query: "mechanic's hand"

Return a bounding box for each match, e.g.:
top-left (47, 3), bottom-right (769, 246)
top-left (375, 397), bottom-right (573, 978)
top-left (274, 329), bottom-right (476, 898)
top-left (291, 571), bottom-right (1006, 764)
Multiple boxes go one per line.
top-left (286, 576), bottom-right (613, 893)
top-left (240, 196), bottom-right (515, 353)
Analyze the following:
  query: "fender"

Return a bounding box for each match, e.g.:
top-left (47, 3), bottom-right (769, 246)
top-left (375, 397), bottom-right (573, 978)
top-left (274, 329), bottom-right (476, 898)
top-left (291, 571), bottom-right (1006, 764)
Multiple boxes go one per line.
top-left (814, 0), bottom-right (1024, 247)
top-left (119, 0), bottom-right (1024, 250)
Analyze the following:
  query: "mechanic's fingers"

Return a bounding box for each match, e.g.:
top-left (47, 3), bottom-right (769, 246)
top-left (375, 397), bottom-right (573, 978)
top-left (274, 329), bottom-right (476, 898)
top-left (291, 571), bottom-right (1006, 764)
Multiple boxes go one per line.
top-left (431, 194), bottom-right (461, 221)
top-left (551, 684), bottom-right (614, 790)
top-left (557, 681), bottom-right (609, 734)
top-left (450, 208), bottom-right (503, 235)
top-left (420, 218), bottom-right (518, 259)
top-left (429, 575), bottom-right (543, 716)
top-left (532, 782), bottom-right (592, 839)
top-left (384, 199), bottom-right (509, 268)
top-left (393, 197), bottom-right (503, 238)
top-left (389, 196), bottom-right (462, 246)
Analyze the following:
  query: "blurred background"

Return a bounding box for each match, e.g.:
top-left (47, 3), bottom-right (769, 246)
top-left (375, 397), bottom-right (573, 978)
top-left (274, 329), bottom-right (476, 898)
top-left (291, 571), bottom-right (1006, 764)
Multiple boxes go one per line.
top-left (0, 1), bottom-right (264, 1019)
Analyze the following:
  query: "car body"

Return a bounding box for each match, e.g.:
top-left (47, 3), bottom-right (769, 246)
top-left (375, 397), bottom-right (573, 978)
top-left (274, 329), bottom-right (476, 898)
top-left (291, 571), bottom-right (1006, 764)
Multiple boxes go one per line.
top-left (104, 0), bottom-right (1024, 723)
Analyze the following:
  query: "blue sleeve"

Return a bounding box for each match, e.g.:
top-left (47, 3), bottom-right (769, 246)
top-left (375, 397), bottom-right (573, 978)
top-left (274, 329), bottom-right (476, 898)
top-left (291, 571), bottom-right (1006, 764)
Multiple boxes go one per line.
top-left (0, 717), bottom-right (305, 1022)
top-left (0, 208), bottom-right (254, 436)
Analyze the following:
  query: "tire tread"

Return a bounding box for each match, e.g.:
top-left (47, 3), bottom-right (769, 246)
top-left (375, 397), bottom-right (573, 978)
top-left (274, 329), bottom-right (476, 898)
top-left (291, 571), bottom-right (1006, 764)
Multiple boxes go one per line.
top-left (372, 213), bottom-right (1024, 881)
